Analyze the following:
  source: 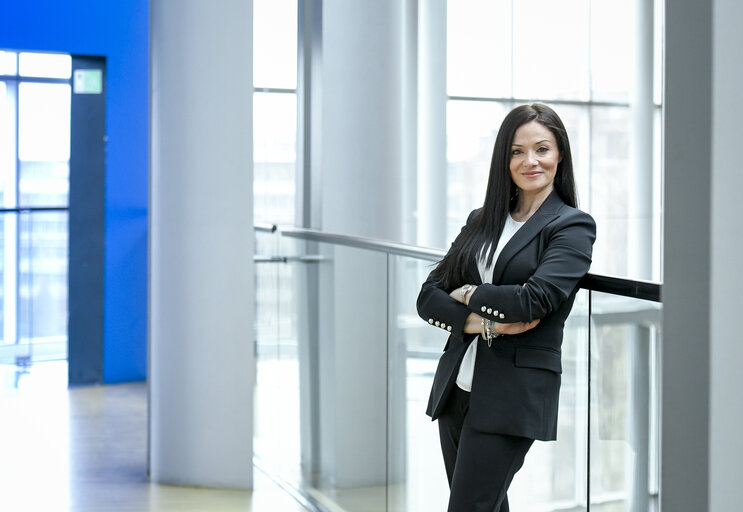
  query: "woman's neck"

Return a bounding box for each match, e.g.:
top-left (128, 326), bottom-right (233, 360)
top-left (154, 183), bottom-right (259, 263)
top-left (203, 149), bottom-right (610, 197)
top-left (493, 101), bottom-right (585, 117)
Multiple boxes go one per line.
top-left (511, 186), bottom-right (553, 222)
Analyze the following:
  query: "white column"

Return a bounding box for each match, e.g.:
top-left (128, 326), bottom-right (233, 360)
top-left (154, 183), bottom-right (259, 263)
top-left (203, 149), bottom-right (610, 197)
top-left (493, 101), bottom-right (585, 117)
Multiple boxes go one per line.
top-left (628, 0), bottom-right (654, 280)
top-left (416, 0), bottom-right (447, 249)
top-left (662, 0), bottom-right (712, 508)
top-left (663, 0), bottom-right (743, 509)
top-left (627, 1), bottom-right (653, 510)
top-left (321, 1), bottom-right (404, 241)
top-left (709, 0), bottom-right (743, 509)
top-left (315, 0), bottom-right (405, 488)
top-left (149, 0), bottom-right (254, 489)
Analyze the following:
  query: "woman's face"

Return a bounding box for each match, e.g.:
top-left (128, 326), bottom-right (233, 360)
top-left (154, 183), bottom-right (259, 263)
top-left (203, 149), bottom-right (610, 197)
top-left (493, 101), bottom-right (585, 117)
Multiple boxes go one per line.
top-left (509, 121), bottom-right (561, 197)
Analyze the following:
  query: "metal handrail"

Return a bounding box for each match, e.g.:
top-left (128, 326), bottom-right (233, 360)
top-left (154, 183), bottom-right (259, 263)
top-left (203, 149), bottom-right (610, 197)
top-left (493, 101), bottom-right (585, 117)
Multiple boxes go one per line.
top-left (257, 225), bottom-right (662, 303)
top-left (0, 206), bottom-right (69, 213)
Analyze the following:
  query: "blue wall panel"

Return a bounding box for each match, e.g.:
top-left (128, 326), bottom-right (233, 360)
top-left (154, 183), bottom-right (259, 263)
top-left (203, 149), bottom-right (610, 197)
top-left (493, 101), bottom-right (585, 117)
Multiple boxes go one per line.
top-left (1, 0), bottom-right (150, 382)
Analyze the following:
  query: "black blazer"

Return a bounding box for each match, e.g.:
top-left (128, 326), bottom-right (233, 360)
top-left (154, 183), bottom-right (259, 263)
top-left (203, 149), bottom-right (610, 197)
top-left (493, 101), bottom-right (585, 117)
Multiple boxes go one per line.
top-left (417, 190), bottom-right (596, 441)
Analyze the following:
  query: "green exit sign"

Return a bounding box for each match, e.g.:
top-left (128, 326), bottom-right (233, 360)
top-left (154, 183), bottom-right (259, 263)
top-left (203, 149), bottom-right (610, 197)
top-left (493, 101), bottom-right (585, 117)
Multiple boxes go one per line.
top-left (73, 69), bottom-right (103, 94)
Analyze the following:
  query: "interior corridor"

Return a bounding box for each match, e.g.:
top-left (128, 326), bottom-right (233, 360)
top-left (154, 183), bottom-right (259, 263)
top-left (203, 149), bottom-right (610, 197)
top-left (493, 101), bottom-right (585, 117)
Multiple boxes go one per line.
top-left (0, 363), bottom-right (306, 512)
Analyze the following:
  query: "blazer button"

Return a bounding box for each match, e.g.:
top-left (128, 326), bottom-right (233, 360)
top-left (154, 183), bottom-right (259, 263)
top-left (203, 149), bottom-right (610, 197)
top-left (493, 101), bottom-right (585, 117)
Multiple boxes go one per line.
top-left (447, 326), bottom-right (452, 332)
top-left (494, 310), bottom-right (499, 316)
top-left (428, 318), bottom-right (434, 324)
top-left (435, 321), bottom-right (440, 327)
top-left (487, 308), bottom-right (492, 314)
top-left (481, 306), bottom-right (486, 312)
top-left (440, 323), bottom-right (446, 329)
top-left (499, 313), bottom-right (505, 319)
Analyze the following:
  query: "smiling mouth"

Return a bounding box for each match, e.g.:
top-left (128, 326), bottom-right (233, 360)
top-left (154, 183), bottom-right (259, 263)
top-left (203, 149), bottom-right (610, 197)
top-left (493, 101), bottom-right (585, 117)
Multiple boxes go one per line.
top-left (522, 172), bottom-right (543, 177)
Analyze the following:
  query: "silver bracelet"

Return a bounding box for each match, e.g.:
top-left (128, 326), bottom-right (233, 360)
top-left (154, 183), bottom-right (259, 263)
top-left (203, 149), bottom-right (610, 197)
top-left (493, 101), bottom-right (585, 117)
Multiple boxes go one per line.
top-left (461, 284), bottom-right (473, 303)
top-left (484, 319), bottom-right (500, 347)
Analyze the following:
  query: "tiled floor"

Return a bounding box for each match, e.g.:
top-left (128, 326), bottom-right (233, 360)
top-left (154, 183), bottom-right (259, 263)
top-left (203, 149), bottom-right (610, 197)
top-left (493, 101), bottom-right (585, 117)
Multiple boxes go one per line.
top-left (0, 362), bottom-right (307, 512)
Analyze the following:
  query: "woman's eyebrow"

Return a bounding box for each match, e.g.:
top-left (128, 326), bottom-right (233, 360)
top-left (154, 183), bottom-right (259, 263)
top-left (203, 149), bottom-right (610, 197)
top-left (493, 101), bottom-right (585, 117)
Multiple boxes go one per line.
top-left (512, 139), bottom-right (551, 146)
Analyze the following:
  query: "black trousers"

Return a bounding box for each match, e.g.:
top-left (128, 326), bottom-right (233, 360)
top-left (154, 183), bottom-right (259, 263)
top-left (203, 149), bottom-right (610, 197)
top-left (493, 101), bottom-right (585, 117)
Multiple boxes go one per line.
top-left (438, 386), bottom-right (534, 512)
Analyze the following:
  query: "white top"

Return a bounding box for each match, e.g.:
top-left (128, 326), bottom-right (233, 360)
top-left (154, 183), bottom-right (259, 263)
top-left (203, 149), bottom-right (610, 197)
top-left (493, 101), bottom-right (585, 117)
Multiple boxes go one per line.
top-left (455, 214), bottom-right (525, 392)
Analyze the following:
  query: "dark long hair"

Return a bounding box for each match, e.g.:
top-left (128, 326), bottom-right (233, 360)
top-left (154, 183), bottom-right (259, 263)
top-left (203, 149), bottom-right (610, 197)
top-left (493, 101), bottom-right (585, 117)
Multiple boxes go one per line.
top-left (430, 103), bottom-right (578, 291)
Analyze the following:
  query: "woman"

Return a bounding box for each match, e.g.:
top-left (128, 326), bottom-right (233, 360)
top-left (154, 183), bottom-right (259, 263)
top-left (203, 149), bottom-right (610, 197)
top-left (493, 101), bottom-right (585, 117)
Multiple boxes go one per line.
top-left (417, 103), bottom-right (596, 511)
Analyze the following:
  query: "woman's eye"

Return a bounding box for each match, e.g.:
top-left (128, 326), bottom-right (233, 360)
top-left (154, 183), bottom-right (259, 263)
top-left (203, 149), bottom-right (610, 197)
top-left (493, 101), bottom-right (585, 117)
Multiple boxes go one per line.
top-left (511, 149), bottom-right (522, 156)
top-left (537, 146), bottom-right (549, 152)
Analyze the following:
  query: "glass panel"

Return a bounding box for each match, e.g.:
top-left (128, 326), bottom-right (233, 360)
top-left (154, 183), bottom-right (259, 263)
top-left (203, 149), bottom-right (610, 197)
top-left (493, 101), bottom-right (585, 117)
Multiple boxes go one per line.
top-left (253, 228), bottom-right (283, 477)
top-left (17, 211), bottom-right (68, 362)
top-left (253, 0), bottom-right (298, 89)
top-left (513, 289), bottom-right (589, 510)
top-left (446, 0), bottom-right (512, 98)
top-left (513, 0), bottom-right (589, 101)
top-left (446, 100), bottom-right (508, 242)
top-left (0, 80), bottom-right (15, 207)
top-left (253, 92), bottom-right (297, 226)
top-left (0, 51), bottom-right (17, 76)
top-left (386, 255), bottom-right (450, 510)
top-left (18, 82), bottom-right (71, 162)
top-left (18, 52), bottom-right (71, 79)
top-left (0, 212), bottom-right (12, 347)
top-left (590, 291), bottom-right (661, 511)
top-left (551, 104), bottom-right (590, 209)
top-left (18, 161), bottom-right (69, 207)
top-left (590, 1), bottom-right (632, 103)
top-left (653, 0), bottom-right (664, 106)
top-left (589, 106), bottom-right (631, 278)
top-left (652, 107), bottom-right (662, 282)
top-left (254, 235), bottom-right (389, 511)
top-left (387, 255), bottom-right (590, 511)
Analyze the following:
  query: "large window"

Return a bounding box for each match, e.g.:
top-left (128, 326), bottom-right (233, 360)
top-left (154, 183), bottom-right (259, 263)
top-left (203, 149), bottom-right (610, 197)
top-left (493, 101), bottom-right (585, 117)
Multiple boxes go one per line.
top-left (0, 50), bottom-right (70, 371)
top-left (446, 0), bottom-right (663, 282)
top-left (253, 0), bottom-right (298, 226)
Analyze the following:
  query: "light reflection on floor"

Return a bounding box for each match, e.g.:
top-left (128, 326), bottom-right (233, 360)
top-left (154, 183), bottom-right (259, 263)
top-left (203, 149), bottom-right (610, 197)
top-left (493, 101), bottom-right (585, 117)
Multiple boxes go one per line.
top-left (0, 359), bottom-right (68, 391)
top-left (0, 361), bottom-right (307, 512)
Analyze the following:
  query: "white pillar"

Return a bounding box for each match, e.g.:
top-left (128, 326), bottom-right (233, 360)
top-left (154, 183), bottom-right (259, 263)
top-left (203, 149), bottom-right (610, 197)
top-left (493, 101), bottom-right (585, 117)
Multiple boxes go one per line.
top-left (315, 0), bottom-right (405, 488)
top-left (627, 2), bottom-right (653, 510)
top-left (662, 1), bottom-right (712, 508)
top-left (416, 0), bottom-right (447, 249)
top-left (663, 0), bottom-right (743, 509)
top-left (320, 0), bottom-right (404, 241)
top-left (709, 0), bottom-right (743, 509)
top-left (149, 0), bottom-right (254, 489)
top-left (628, 0), bottom-right (654, 280)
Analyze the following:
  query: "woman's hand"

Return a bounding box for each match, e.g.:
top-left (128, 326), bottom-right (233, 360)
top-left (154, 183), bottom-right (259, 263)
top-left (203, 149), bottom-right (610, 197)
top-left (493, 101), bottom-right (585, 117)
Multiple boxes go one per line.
top-left (450, 285), bottom-right (477, 305)
top-left (463, 313), bottom-right (540, 335)
top-left (494, 319), bottom-right (540, 335)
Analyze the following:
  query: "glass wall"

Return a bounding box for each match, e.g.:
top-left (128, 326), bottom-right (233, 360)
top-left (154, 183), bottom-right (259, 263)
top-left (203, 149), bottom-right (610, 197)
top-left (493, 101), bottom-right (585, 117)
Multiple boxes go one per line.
top-left (253, 0), bottom-right (298, 226)
top-left (251, 1), bottom-right (664, 279)
top-left (253, 228), bottom-right (661, 511)
top-left (0, 50), bottom-right (70, 383)
top-left (445, 0), bottom-right (664, 282)
top-left (589, 291), bottom-right (661, 511)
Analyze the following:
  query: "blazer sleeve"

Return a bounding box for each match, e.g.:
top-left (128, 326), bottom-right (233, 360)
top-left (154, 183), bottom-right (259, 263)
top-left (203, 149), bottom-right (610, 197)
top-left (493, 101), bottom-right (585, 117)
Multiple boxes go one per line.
top-left (467, 209), bottom-right (596, 323)
top-left (416, 209), bottom-right (479, 343)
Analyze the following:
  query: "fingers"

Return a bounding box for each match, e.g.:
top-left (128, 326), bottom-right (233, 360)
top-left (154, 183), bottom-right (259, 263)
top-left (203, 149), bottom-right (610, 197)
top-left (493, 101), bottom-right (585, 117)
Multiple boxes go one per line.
top-left (494, 319), bottom-right (540, 335)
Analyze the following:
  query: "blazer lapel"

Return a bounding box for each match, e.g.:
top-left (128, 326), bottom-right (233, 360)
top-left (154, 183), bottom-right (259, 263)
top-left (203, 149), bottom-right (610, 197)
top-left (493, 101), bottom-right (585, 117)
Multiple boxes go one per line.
top-left (491, 190), bottom-right (565, 284)
top-left (466, 256), bottom-right (482, 285)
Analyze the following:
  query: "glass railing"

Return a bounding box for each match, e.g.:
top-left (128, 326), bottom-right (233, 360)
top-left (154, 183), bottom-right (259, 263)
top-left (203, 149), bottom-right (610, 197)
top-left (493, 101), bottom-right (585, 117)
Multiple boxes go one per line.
top-left (0, 207), bottom-right (69, 388)
top-left (254, 225), bottom-right (662, 512)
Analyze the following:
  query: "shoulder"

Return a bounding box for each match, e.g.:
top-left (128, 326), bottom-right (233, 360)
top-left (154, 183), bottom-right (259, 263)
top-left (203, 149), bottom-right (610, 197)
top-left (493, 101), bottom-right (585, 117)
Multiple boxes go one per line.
top-left (555, 204), bottom-right (595, 229)
top-left (546, 205), bottom-right (597, 248)
top-left (466, 208), bottom-right (482, 225)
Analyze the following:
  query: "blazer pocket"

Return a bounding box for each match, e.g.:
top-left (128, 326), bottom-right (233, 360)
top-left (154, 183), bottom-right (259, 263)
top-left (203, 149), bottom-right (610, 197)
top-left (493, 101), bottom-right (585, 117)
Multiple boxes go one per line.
top-left (514, 346), bottom-right (562, 374)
